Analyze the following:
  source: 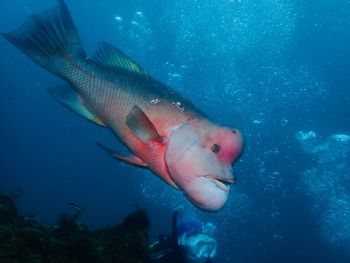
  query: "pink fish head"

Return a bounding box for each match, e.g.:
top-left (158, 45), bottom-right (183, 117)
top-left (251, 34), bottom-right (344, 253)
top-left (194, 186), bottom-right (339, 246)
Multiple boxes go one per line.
top-left (165, 122), bottom-right (243, 211)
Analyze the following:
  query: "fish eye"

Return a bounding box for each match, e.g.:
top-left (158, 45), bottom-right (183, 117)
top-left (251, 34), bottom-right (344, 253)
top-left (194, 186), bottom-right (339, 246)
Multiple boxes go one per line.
top-left (211, 144), bottom-right (220, 153)
top-left (232, 129), bottom-right (237, 134)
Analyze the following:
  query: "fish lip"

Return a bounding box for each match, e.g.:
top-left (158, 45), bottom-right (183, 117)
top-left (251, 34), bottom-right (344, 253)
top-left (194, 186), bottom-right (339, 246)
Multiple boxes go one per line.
top-left (203, 175), bottom-right (235, 192)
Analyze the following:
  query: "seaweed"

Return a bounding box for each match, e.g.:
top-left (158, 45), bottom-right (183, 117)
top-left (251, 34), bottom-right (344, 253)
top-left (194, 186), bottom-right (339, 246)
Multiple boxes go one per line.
top-left (0, 194), bottom-right (18, 224)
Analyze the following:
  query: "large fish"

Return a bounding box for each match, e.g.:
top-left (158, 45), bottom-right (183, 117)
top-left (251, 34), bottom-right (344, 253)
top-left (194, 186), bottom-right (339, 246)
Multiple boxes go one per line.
top-left (2, 0), bottom-right (243, 211)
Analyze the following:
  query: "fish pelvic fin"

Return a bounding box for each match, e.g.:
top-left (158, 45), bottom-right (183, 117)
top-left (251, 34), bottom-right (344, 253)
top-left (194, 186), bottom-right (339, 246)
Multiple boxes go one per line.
top-left (1, 0), bottom-right (85, 78)
top-left (93, 41), bottom-right (148, 78)
top-left (96, 142), bottom-right (147, 168)
top-left (48, 84), bottom-right (105, 127)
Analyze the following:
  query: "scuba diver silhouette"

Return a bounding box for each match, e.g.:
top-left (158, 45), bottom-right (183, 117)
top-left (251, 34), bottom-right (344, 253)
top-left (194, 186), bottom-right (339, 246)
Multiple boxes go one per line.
top-left (150, 208), bottom-right (217, 263)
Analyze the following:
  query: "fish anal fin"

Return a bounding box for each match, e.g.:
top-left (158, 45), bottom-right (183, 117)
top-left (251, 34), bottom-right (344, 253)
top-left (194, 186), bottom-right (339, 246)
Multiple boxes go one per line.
top-left (47, 84), bottom-right (105, 127)
top-left (126, 105), bottom-right (164, 143)
top-left (93, 41), bottom-right (148, 77)
top-left (96, 142), bottom-right (147, 168)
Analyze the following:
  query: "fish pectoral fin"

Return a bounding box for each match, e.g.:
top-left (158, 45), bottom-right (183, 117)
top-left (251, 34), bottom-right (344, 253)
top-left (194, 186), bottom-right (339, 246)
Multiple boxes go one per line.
top-left (47, 84), bottom-right (106, 127)
top-left (96, 142), bottom-right (147, 167)
top-left (93, 41), bottom-right (148, 78)
top-left (126, 105), bottom-right (164, 143)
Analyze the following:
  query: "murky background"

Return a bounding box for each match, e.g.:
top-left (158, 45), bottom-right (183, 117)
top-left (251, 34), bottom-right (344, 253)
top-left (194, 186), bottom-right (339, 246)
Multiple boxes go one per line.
top-left (1, 0), bottom-right (349, 262)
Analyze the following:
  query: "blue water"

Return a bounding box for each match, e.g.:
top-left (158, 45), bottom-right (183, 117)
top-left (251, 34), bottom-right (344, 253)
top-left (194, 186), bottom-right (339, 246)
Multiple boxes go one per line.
top-left (1, 0), bottom-right (350, 262)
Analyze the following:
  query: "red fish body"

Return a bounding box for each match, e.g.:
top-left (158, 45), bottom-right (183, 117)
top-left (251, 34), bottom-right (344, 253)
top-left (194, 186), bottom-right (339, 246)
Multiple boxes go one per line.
top-left (2, 0), bottom-right (243, 211)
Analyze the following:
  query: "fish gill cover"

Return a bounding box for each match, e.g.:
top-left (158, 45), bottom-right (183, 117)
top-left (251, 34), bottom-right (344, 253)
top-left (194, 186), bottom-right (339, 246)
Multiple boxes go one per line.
top-left (0, 0), bottom-right (350, 263)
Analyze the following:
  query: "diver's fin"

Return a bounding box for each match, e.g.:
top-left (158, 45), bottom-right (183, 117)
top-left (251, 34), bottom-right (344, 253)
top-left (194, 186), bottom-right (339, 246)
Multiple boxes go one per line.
top-left (47, 85), bottom-right (105, 127)
top-left (1, 0), bottom-right (85, 78)
top-left (126, 105), bottom-right (164, 143)
top-left (96, 142), bottom-right (147, 167)
top-left (93, 41), bottom-right (148, 77)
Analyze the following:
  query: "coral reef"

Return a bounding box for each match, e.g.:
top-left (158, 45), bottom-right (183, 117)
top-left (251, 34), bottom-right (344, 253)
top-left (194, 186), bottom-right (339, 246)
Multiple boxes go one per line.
top-left (0, 193), bottom-right (151, 263)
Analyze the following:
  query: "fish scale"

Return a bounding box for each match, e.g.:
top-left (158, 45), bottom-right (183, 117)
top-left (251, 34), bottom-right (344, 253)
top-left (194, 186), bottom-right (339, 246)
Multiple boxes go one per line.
top-left (2, 0), bottom-right (243, 211)
top-left (57, 52), bottom-right (197, 180)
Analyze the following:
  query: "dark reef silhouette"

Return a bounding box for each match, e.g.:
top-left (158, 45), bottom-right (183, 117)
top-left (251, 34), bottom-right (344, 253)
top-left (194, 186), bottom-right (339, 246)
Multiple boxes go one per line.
top-left (0, 193), bottom-right (151, 263)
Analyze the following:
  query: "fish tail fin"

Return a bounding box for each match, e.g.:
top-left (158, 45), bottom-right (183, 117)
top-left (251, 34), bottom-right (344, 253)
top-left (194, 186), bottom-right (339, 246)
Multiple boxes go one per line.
top-left (1, 0), bottom-right (85, 78)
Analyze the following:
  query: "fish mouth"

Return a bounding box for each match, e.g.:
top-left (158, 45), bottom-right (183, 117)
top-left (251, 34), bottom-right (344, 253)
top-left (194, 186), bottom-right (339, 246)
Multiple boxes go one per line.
top-left (204, 176), bottom-right (235, 192)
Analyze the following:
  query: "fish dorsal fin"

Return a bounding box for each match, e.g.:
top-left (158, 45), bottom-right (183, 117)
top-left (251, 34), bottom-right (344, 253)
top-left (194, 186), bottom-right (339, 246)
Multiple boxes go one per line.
top-left (47, 84), bottom-right (105, 127)
top-left (93, 41), bottom-right (148, 77)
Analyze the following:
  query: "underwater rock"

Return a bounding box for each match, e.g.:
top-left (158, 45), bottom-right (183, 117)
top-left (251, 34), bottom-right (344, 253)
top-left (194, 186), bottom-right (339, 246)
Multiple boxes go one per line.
top-left (93, 209), bottom-right (151, 263)
top-left (0, 193), bottom-right (151, 263)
